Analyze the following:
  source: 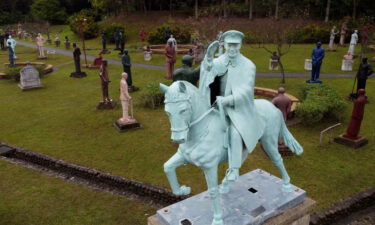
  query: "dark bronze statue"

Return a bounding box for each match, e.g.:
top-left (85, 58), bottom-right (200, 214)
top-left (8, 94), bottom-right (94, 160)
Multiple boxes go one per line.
top-left (356, 57), bottom-right (373, 92)
top-left (70, 43), bottom-right (86, 78)
top-left (173, 55), bottom-right (200, 86)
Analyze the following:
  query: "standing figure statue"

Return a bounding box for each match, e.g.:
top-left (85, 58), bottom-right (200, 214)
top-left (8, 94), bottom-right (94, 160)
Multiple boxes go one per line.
top-left (307, 42), bottom-right (325, 84)
top-left (70, 43), bottom-right (86, 78)
top-left (339, 21), bottom-right (348, 46)
top-left (36, 33), bottom-right (47, 59)
top-left (344, 89), bottom-right (367, 139)
top-left (7, 39), bottom-right (15, 67)
top-left (165, 40), bottom-right (176, 80)
top-left (348, 30), bottom-right (359, 56)
top-left (356, 57), bottom-right (373, 93)
top-left (118, 72), bottom-right (135, 124)
top-left (97, 60), bottom-right (116, 109)
top-left (173, 55), bottom-right (200, 86)
top-left (101, 32), bottom-right (109, 54)
top-left (165, 26), bottom-right (172, 42)
top-left (121, 50), bottom-right (138, 92)
top-left (139, 28), bottom-right (146, 42)
top-left (328, 26), bottom-right (339, 51)
top-left (0, 31), bottom-right (5, 50)
top-left (167, 35), bottom-right (177, 51)
top-left (64, 36), bottom-right (70, 49)
top-left (272, 87), bottom-right (291, 121)
top-left (160, 32), bottom-right (303, 225)
top-left (114, 30), bottom-right (121, 50)
top-left (54, 34), bottom-right (60, 47)
top-left (119, 31), bottom-right (125, 52)
top-left (7, 36), bottom-right (17, 59)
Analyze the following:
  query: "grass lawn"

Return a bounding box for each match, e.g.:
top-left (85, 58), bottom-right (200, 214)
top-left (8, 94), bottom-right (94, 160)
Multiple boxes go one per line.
top-left (0, 45), bottom-right (374, 223)
top-left (11, 24), bottom-right (375, 73)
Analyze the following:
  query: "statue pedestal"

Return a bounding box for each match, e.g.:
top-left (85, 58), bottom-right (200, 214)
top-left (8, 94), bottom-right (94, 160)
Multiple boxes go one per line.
top-left (114, 119), bottom-right (141, 132)
top-left (304, 59), bottom-right (312, 70)
top-left (70, 72), bottom-right (87, 78)
top-left (37, 56), bottom-right (47, 60)
top-left (100, 49), bottom-right (111, 54)
top-left (96, 99), bottom-right (116, 110)
top-left (334, 134), bottom-right (368, 149)
top-left (148, 169), bottom-right (314, 225)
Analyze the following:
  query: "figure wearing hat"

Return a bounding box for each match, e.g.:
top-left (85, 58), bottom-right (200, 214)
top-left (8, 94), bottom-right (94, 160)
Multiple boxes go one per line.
top-left (199, 30), bottom-right (265, 182)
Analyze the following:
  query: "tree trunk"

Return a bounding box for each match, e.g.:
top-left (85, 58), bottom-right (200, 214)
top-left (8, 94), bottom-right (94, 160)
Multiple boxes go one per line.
top-left (170, 0), bottom-right (172, 15)
top-left (275, 0), bottom-right (279, 20)
top-left (279, 60), bottom-right (286, 83)
top-left (324, 0), bottom-right (331, 22)
top-left (195, 0), bottom-right (198, 20)
top-left (249, 0), bottom-right (253, 20)
top-left (222, 0), bottom-right (227, 18)
top-left (352, 0), bottom-right (357, 20)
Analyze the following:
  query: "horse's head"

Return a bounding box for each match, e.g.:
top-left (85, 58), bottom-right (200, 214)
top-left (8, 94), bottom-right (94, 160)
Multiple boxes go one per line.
top-left (160, 81), bottom-right (194, 144)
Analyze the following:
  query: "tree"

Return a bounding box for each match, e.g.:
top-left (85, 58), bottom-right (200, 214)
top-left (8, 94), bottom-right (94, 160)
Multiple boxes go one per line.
top-left (31, 0), bottom-right (68, 24)
top-left (275, 0), bottom-right (279, 20)
top-left (195, 0), bottom-right (198, 20)
top-left (324, 0), bottom-right (331, 22)
top-left (249, 0), bottom-right (254, 20)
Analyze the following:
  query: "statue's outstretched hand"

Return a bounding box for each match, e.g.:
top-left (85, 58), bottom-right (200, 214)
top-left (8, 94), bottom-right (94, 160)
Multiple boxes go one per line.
top-left (206, 41), bottom-right (220, 60)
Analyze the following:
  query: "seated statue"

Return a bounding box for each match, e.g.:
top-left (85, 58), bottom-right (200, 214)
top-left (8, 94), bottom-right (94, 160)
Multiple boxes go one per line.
top-left (172, 55), bottom-right (200, 86)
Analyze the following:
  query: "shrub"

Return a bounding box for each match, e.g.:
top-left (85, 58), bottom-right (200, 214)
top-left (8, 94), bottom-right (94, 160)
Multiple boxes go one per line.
top-left (244, 32), bottom-right (260, 44)
top-left (290, 24), bottom-right (330, 44)
top-left (148, 25), bottom-right (192, 45)
top-left (102, 24), bottom-right (126, 43)
top-left (4, 65), bottom-right (44, 81)
top-left (69, 9), bottom-right (99, 39)
top-left (296, 84), bottom-right (347, 125)
top-left (31, 0), bottom-right (68, 24)
top-left (140, 83), bottom-right (166, 109)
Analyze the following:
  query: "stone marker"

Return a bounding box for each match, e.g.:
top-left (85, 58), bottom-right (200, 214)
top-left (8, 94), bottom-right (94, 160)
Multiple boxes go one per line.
top-left (19, 64), bottom-right (42, 90)
top-left (149, 169), bottom-right (314, 225)
top-left (341, 59), bottom-right (353, 71)
top-left (304, 59), bottom-right (312, 70)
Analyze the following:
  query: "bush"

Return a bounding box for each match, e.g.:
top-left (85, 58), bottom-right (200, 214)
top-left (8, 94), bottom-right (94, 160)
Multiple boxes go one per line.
top-left (244, 32), bottom-right (260, 44)
top-left (148, 25), bottom-right (192, 45)
top-left (31, 0), bottom-right (68, 24)
top-left (4, 65), bottom-right (44, 81)
top-left (69, 9), bottom-right (100, 39)
top-left (102, 24), bottom-right (126, 43)
top-left (290, 24), bottom-right (330, 44)
top-left (140, 83), bottom-right (166, 109)
top-left (296, 84), bottom-right (347, 125)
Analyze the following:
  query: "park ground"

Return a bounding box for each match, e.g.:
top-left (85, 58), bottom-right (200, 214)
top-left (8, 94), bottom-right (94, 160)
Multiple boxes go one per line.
top-left (0, 14), bottom-right (375, 225)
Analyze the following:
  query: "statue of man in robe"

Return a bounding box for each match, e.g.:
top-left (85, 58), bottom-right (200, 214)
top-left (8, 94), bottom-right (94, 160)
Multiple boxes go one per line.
top-left (199, 30), bottom-right (265, 181)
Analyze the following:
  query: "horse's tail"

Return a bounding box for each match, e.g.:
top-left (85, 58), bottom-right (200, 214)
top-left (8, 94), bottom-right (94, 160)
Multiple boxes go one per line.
top-left (279, 120), bottom-right (303, 155)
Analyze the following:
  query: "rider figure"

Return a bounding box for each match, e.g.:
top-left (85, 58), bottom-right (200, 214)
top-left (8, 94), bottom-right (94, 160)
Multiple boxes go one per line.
top-left (199, 30), bottom-right (264, 182)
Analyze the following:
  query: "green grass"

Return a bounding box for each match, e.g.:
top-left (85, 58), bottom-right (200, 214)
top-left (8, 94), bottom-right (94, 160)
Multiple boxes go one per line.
top-left (0, 160), bottom-right (154, 225)
top-left (0, 45), bottom-right (374, 224)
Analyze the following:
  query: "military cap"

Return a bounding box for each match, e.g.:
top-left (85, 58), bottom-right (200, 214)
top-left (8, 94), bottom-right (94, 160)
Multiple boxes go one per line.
top-left (220, 30), bottom-right (244, 43)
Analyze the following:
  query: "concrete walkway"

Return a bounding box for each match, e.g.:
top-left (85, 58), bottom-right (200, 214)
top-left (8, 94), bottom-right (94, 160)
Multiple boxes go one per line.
top-left (16, 41), bottom-right (358, 78)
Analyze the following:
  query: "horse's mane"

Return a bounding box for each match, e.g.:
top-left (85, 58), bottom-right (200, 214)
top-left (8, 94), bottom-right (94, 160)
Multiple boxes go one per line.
top-left (165, 81), bottom-right (200, 103)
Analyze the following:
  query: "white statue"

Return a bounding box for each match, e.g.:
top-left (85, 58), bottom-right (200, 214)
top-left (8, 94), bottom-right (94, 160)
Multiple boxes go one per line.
top-left (7, 36), bottom-right (17, 59)
top-left (348, 30), bottom-right (359, 56)
top-left (328, 26), bottom-right (338, 50)
top-left (36, 33), bottom-right (46, 58)
top-left (118, 72), bottom-right (135, 124)
top-left (167, 35), bottom-right (177, 51)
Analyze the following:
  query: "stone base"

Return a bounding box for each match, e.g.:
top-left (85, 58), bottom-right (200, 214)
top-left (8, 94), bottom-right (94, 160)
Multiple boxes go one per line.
top-left (149, 169), bottom-right (311, 225)
top-left (70, 72), bottom-right (87, 78)
top-left (306, 79), bottom-right (322, 84)
top-left (100, 49), bottom-right (111, 54)
top-left (18, 84), bottom-right (43, 91)
top-left (37, 56), bottom-right (47, 60)
top-left (96, 100), bottom-right (117, 110)
top-left (334, 134), bottom-right (368, 149)
top-left (129, 85), bottom-right (140, 93)
top-left (327, 48), bottom-right (337, 52)
top-left (114, 120), bottom-right (142, 132)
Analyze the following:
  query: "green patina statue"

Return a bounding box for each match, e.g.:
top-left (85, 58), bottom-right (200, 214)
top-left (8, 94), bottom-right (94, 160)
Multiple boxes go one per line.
top-left (172, 55), bottom-right (200, 86)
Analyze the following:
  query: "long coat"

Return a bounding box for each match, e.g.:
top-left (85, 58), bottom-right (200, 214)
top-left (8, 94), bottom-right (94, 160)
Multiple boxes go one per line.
top-left (199, 53), bottom-right (265, 152)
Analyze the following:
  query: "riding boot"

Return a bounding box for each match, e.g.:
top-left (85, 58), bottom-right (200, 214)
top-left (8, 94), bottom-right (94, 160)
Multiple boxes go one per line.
top-left (227, 125), bottom-right (242, 182)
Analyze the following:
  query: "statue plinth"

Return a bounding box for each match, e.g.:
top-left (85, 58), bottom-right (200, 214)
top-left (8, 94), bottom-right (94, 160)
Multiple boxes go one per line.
top-left (100, 49), bottom-right (111, 54)
top-left (148, 169), bottom-right (314, 225)
top-left (114, 119), bottom-right (141, 132)
top-left (128, 85), bottom-right (140, 93)
top-left (37, 56), bottom-right (47, 60)
top-left (70, 72), bottom-right (87, 78)
top-left (96, 99), bottom-right (116, 110)
top-left (334, 134), bottom-right (368, 149)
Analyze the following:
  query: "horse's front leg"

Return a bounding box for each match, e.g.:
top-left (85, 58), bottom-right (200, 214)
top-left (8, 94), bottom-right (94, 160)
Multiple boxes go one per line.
top-left (203, 166), bottom-right (224, 225)
top-left (164, 152), bottom-right (191, 195)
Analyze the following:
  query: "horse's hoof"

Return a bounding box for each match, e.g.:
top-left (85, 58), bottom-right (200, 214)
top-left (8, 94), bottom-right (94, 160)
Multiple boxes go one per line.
top-left (219, 184), bottom-right (229, 194)
top-left (211, 218), bottom-right (224, 225)
top-left (282, 183), bottom-right (292, 193)
top-left (180, 185), bottom-right (191, 195)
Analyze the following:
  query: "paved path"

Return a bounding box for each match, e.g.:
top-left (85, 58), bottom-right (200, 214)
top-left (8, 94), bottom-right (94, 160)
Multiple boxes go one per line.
top-left (17, 41), bottom-right (360, 78)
